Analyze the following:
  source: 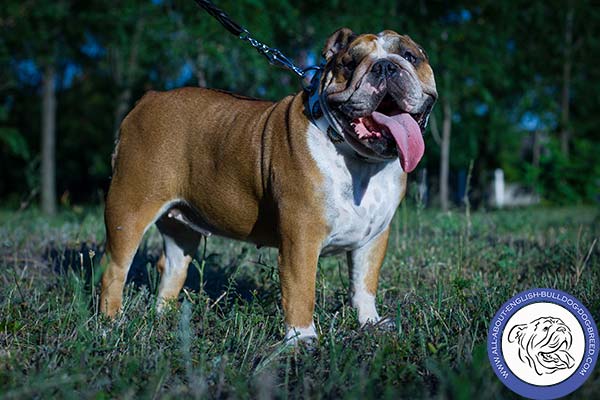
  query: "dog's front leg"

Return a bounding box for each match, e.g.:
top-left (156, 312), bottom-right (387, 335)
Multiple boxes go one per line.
top-left (277, 225), bottom-right (324, 344)
top-left (347, 227), bottom-right (390, 326)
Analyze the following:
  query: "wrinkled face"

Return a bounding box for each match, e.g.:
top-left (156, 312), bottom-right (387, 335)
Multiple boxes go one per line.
top-left (508, 317), bottom-right (575, 375)
top-left (320, 28), bottom-right (437, 171)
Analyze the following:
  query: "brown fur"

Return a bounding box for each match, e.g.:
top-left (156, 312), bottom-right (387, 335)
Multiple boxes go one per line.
top-left (100, 88), bottom-right (327, 329)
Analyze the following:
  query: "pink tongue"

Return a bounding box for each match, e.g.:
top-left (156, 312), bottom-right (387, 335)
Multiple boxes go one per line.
top-left (371, 111), bottom-right (424, 173)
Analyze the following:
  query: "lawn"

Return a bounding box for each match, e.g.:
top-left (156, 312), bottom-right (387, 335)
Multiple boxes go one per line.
top-left (0, 205), bottom-right (598, 399)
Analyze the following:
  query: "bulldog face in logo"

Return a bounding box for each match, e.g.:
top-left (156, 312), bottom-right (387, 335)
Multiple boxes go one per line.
top-left (508, 317), bottom-right (576, 375)
top-left (320, 28), bottom-right (437, 171)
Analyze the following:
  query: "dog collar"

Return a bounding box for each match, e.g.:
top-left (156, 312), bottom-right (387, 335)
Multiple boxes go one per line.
top-left (305, 70), bottom-right (385, 163)
top-left (306, 69), bottom-right (346, 145)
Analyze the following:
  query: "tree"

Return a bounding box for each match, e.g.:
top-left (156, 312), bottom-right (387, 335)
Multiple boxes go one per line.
top-left (1, 1), bottom-right (85, 214)
top-left (40, 64), bottom-right (57, 214)
top-left (560, 0), bottom-right (574, 158)
top-left (430, 84), bottom-right (452, 212)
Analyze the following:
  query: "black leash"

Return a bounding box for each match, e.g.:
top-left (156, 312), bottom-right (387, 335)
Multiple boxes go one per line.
top-left (193, 0), bottom-right (319, 78)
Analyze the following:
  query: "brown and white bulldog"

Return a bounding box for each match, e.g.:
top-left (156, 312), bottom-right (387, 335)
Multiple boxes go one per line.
top-left (100, 28), bottom-right (437, 342)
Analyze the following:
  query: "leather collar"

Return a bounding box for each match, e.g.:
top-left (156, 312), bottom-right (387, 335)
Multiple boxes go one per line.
top-left (305, 69), bottom-right (385, 163)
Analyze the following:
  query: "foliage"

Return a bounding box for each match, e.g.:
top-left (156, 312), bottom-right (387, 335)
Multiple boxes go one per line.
top-left (0, 105), bottom-right (29, 160)
top-left (0, 1), bottom-right (599, 207)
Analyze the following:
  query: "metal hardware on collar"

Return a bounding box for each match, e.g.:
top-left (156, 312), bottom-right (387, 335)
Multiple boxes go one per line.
top-left (327, 127), bottom-right (344, 143)
top-left (240, 29), bottom-right (305, 77)
top-left (193, 0), bottom-right (312, 78)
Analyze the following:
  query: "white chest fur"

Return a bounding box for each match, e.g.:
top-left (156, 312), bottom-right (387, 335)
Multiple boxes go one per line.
top-left (306, 124), bottom-right (405, 255)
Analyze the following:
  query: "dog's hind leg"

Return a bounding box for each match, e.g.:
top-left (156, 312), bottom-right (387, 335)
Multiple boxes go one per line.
top-left (155, 213), bottom-right (202, 311)
top-left (100, 183), bottom-right (168, 317)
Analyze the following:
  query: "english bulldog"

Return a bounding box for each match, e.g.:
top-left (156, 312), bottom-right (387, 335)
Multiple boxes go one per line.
top-left (100, 28), bottom-right (437, 343)
top-left (508, 317), bottom-right (576, 375)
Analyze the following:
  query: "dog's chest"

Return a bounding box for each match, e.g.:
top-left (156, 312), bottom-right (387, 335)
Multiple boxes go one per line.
top-left (306, 125), bottom-right (405, 255)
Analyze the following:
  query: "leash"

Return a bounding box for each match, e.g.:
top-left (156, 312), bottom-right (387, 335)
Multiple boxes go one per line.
top-left (193, 0), bottom-right (318, 78)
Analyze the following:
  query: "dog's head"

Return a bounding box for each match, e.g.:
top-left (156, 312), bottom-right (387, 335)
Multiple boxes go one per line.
top-left (508, 317), bottom-right (576, 375)
top-left (318, 28), bottom-right (437, 171)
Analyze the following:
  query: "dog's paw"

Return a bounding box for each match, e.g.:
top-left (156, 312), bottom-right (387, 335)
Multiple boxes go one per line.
top-left (284, 335), bottom-right (318, 353)
top-left (284, 324), bottom-right (318, 348)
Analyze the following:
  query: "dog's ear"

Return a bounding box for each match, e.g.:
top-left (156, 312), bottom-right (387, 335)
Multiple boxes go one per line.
top-left (322, 28), bottom-right (356, 61)
top-left (508, 324), bottom-right (527, 344)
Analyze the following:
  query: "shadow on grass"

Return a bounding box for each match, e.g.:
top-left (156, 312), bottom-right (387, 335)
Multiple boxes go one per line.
top-left (42, 241), bottom-right (266, 302)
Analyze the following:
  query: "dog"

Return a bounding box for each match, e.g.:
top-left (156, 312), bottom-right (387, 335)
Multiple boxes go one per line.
top-left (508, 317), bottom-right (576, 375)
top-left (100, 28), bottom-right (437, 342)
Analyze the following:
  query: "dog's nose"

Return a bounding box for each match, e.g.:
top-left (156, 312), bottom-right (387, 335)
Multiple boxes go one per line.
top-left (372, 60), bottom-right (398, 78)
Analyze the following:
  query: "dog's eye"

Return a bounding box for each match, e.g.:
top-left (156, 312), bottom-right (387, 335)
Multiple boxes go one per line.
top-left (402, 51), bottom-right (417, 64)
top-left (544, 327), bottom-right (549, 331)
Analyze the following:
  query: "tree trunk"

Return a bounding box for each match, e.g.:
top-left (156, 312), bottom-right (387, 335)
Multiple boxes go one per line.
top-left (113, 88), bottom-right (132, 138)
top-left (439, 97), bottom-right (452, 211)
top-left (41, 64), bottom-right (57, 215)
top-left (196, 39), bottom-right (207, 87)
top-left (112, 19), bottom-right (144, 139)
top-left (560, 2), bottom-right (574, 158)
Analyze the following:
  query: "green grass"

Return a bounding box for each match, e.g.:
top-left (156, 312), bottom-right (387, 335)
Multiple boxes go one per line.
top-left (0, 205), bottom-right (599, 399)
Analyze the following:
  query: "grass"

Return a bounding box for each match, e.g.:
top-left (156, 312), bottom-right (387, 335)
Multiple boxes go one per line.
top-left (0, 204), bottom-right (599, 399)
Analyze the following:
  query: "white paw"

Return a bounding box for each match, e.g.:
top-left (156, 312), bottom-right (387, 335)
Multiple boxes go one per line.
top-left (284, 324), bottom-right (318, 345)
top-left (155, 298), bottom-right (166, 313)
top-left (353, 292), bottom-right (381, 327)
top-left (155, 297), bottom-right (175, 314)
